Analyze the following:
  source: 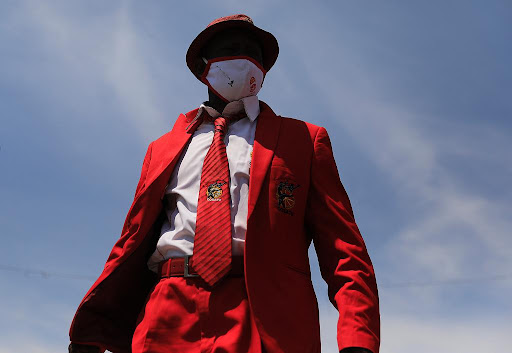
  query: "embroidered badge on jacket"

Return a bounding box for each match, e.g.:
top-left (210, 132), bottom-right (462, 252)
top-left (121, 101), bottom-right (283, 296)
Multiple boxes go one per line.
top-left (206, 180), bottom-right (226, 201)
top-left (276, 180), bottom-right (300, 215)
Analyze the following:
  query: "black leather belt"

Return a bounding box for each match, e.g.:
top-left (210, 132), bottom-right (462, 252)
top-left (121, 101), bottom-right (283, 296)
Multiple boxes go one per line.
top-left (158, 255), bottom-right (244, 278)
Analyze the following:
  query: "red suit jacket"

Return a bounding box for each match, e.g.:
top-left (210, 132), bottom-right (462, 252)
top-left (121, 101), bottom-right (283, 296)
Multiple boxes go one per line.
top-left (69, 102), bottom-right (380, 353)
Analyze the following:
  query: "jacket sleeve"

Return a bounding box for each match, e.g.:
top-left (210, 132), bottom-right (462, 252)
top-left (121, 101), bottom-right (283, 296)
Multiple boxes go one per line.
top-left (107, 142), bottom-right (154, 263)
top-left (305, 127), bottom-right (380, 353)
top-left (134, 142), bottom-right (153, 199)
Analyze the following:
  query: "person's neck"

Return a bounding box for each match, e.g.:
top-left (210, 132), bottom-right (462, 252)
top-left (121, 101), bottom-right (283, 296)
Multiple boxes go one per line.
top-left (206, 89), bottom-right (228, 113)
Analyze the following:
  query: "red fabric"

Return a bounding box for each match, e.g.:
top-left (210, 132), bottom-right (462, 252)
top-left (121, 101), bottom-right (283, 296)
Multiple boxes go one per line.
top-left (193, 116), bottom-right (232, 286)
top-left (69, 101), bottom-right (380, 353)
top-left (207, 14), bottom-right (254, 27)
top-left (132, 277), bottom-right (263, 353)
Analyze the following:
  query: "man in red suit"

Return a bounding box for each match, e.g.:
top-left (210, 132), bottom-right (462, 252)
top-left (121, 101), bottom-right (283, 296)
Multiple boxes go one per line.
top-left (69, 14), bottom-right (379, 353)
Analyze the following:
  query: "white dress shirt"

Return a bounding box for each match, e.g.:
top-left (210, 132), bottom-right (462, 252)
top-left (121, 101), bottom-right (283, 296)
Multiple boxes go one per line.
top-left (147, 96), bottom-right (259, 272)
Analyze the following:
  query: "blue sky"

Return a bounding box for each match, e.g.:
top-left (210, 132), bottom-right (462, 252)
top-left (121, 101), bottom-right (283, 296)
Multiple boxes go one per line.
top-left (1, 1), bottom-right (511, 352)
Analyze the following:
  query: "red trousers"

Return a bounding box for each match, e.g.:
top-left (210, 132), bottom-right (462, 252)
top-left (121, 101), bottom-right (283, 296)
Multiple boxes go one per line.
top-left (132, 276), bottom-right (264, 353)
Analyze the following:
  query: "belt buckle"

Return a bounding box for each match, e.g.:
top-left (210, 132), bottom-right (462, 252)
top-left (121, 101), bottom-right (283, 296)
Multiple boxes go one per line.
top-left (184, 255), bottom-right (199, 278)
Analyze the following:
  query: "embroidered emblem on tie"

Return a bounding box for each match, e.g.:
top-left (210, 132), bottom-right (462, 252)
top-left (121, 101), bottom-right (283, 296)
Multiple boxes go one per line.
top-left (276, 181), bottom-right (300, 215)
top-left (206, 180), bottom-right (227, 201)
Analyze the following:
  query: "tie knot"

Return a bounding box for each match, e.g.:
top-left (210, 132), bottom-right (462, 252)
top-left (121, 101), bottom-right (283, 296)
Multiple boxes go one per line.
top-left (200, 109), bottom-right (245, 135)
top-left (214, 116), bottom-right (228, 134)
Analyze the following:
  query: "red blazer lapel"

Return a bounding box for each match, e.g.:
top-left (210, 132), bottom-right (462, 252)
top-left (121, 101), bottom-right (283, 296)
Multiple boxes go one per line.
top-left (247, 101), bottom-right (281, 220)
top-left (144, 109), bottom-right (201, 193)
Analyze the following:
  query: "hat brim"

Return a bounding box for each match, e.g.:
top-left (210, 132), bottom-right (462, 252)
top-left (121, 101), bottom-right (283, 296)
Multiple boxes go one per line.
top-left (186, 19), bottom-right (279, 79)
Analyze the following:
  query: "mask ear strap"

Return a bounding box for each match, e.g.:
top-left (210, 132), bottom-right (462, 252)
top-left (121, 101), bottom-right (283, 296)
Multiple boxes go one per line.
top-left (200, 58), bottom-right (211, 83)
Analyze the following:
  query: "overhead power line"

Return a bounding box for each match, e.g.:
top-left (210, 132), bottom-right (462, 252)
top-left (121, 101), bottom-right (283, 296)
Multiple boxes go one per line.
top-left (0, 264), bottom-right (96, 281)
top-left (1, 263), bottom-right (511, 288)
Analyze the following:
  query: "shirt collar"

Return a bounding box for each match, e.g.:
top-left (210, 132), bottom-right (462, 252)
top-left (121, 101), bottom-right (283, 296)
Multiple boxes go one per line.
top-left (193, 95), bottom-right (260, 123)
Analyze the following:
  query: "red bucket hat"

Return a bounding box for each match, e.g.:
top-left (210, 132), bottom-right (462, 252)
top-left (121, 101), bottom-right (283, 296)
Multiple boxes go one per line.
top-left (186, 14), bottom-right (279, 79)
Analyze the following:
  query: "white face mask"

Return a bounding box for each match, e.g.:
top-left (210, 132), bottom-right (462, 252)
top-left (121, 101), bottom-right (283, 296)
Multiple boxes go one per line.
top-left (201, 56), bottom-right (266, 102)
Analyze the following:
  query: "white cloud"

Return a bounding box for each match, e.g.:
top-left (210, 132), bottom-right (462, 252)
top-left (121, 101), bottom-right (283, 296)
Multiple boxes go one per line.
top-left (0, 292), bottom-right (77, 353)
top-left (317, 303), bottom-right (511, 353)
top-left (103, 5), bottom-right (169, 141)
top-left (281, 9), bottom-right (512, 351)
top-left (282, 12), bottom-right (512, 287)
top-left (381, 315), bottom-right (510, 353)
top-left (11, 1), bottom-right (174, 141)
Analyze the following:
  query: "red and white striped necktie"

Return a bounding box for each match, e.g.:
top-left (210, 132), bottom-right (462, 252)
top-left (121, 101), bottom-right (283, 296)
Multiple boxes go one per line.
top-left (193, 115), bottom-right (233, 286)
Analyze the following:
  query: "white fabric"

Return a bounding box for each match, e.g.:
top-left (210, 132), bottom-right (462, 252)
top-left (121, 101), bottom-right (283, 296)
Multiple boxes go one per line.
top-left (203, 57), bottom-right (264, 102)
top-left (147, 98), bottom-right (260, 272)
